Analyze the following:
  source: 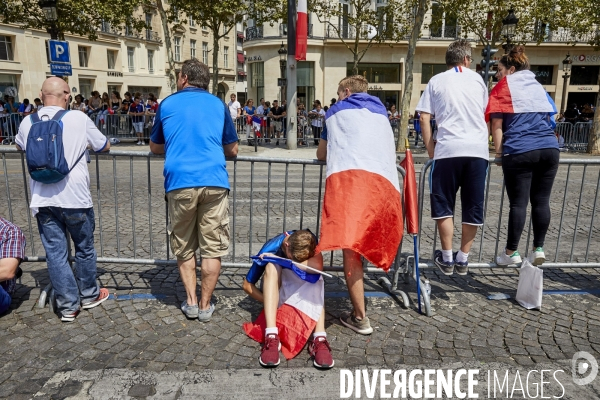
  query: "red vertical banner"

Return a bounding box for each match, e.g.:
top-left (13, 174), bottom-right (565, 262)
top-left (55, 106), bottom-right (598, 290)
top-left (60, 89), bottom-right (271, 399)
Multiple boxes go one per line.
top-left (295, 0), bottom-right (307, 61)
top-left (400, 149), bottom-right (419, 235)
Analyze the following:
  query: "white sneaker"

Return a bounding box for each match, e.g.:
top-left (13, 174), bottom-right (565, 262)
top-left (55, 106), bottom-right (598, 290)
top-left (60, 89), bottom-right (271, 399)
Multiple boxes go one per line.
top-left (136, 141), bottom-right (142, 145)
top-left (496, 250), bottom-right (522, 266)
top-left (529, 247), bottom-right (546, 266)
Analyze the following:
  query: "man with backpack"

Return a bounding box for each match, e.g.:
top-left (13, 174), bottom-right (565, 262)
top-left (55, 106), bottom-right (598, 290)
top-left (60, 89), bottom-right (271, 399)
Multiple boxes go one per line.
top-left (15, 77), bottom-right (111, 322)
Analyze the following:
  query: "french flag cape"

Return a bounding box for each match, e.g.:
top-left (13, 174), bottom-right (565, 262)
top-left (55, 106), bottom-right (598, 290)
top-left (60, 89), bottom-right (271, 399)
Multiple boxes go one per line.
top-left (316, 93), bottom-right (403, 271)
top-left (485, 70), bottom-right (557, 127)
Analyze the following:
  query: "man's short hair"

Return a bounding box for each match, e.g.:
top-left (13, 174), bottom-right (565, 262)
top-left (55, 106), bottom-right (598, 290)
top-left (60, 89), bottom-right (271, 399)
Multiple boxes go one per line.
top-left (338, 75), bottom-right (368, 94)
top-left (288, 230), bottom-right (317, 262)
top-left (446, 39), bottom-right (472, 67)
top-left (181, 59), bottom-right (210, 90)
top-left (134, 96), bottom-right (141, 100)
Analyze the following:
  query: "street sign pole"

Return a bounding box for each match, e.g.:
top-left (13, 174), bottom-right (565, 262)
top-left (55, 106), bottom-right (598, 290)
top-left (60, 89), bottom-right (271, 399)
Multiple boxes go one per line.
top-left (286, 0), bottom-right (297, 150)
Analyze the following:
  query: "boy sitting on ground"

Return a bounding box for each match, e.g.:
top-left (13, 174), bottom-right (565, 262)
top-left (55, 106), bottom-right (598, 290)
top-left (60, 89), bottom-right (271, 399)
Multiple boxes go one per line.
top-left (242, 230), bottom-right (334, 369)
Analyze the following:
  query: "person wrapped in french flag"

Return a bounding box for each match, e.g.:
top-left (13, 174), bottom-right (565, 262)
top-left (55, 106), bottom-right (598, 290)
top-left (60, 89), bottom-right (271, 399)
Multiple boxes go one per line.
top-left (242, 230), bottom-right (334, 369)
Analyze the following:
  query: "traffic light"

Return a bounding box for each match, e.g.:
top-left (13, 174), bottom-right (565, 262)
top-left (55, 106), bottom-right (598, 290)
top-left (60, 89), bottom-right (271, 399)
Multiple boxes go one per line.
top-left (480, 45), bottom-right (499, 83)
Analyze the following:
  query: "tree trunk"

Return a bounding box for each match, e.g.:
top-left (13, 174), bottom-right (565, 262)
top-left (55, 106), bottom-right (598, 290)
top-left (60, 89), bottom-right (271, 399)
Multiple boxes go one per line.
top-left (212, 31), bottom-right (220, 96)
top-left (396, 0), bottom-right (428, 152)
top-left (587, 94), bottom-right (600, 154)
top-left (156, 0), bottom-right (177, 93)
top-left (351, 35), bottom-right (360, 75)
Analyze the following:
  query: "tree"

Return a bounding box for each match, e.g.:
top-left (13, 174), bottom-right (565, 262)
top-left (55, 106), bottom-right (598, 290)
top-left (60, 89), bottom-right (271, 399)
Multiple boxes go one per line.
top-left (313, 0), bottom-right (413, 75)
top-left (0, 0), bottom-right (145, 40)
top-left (155, 0), bottom-right (177, 93)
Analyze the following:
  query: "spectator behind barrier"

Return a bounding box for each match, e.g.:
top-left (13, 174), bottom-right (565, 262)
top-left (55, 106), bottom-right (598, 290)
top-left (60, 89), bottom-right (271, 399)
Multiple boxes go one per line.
top-left (149, 58), bottom-right (238, 323)
top-left (0, 217), bottom-right (26, 315)
top-left (488, 46), bottom-right (560, 267)
top-left (416, 39), bottom-right (490, 277)
top-left (15, 77), bottom-right (111, 322)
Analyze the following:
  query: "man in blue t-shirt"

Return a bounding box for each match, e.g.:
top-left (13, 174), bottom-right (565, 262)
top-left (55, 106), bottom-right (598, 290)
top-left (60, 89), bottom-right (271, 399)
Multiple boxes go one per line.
top-left (150, 59), bottom-right (238, 323)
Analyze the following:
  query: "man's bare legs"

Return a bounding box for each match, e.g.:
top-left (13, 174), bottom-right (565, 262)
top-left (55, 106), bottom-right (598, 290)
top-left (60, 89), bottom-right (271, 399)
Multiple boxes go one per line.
top-left (178, 255), bottom-right (222, 310)
top-left (263, 262), bottom-right (282, 328)
top-left (343, 249), bottom-right (365, 319)
top-left (437, 218), bottom-right (478, 254)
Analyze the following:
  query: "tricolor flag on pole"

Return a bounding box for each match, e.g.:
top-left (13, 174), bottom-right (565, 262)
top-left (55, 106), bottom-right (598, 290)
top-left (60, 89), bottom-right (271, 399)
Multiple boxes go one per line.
top-left (295, 0), bottom-right (307, 61)
top-left (316, 93), bottom-right (403, 271)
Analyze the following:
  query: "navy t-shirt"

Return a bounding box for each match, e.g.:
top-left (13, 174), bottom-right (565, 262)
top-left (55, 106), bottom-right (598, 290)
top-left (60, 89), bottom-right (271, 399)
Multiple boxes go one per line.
top-left (150, 87), bottom-right (238, 193)
top-left (489, 112), bottom-right (558, 156)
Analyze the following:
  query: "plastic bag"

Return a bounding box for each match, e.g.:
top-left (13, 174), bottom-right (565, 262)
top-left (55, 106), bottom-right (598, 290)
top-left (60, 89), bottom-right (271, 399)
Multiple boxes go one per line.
top-left (515, 258), bottom-right (543, 310)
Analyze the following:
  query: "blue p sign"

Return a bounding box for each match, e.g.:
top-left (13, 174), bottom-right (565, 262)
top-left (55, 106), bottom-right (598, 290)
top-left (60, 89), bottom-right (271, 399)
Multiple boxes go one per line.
top-left (49, 40), bottom-right (71, 64)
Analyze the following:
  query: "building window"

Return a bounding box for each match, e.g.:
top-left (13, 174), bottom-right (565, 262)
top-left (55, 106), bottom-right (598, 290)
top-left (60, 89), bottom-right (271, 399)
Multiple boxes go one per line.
top-left (224, 46), bottom-right (229, 68)
top-left (174, 37), bottom-right (181, 62)
top-left (297, 61), bottom-right (315, 108)
top-left (346, 63), bottom-right (401, 83)
top-left (421, 64), bottom-right (446, 83)
top-left (145, 13), bottom-right (153, 40)
top-left (250, 62), bottom-right (264, 102)
top-left (570, 66), bottom-right (600, 86)
top-left (0, 36), bottom-right (13, 61)
top-left (530, 65), bottom-right (554, 85)
top-left (107, 50), bottom-right (116, 69)
top-left (78, 46), bottom-right (88, 68)
top-left (190, 39), bottom-right (196, 59)
top-left (202, 42), bottom-right (208, 64)
top-left (127, 47), bottom-right (135, 72)
top-left (147, 50), bottom-right (154, 74)
top-left (189, 16), bottom-right (195, 27)
top-left (79, 78), bottom-right (94, 100)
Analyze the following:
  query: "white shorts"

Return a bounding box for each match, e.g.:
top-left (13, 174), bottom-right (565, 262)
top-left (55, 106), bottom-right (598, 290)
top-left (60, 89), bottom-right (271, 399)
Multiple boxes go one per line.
top-left (133, 122), bottom-right (144, 133)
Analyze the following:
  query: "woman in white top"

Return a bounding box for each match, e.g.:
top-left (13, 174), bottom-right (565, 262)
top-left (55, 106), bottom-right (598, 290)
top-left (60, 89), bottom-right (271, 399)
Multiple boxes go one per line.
top-left (72, 95), bottom-right (87, 112)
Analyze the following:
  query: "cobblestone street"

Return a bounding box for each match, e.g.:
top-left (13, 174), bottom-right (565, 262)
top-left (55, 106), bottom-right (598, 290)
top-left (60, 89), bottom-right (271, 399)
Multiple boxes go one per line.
top-left (0, 147), bottom-right (599, 399)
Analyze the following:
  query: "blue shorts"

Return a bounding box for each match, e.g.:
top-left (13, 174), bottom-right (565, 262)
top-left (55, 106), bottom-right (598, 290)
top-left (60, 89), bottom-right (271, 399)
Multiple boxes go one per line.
top-left (429, 157), bottom-right (488, 225)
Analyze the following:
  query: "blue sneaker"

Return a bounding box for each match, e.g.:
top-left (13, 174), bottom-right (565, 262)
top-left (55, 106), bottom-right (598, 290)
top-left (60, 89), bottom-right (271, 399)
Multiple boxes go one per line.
top-left (453, 252), bottom-right (469, 276)
top-left (434, 250), bottom-right (454, 275)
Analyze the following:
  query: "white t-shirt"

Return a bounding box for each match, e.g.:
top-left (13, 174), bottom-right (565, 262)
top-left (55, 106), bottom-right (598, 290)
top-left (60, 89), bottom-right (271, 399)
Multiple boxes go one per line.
top-left (15, 106), bottom-right (108, 215)
top-left (227, 100), bottom-right (241, 120)
top-left (416, 66), bottom-right (489, 160)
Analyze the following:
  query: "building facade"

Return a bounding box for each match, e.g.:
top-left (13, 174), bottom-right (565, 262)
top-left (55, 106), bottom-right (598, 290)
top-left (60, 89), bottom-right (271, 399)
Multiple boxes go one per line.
top-left (0, 7), bottom-right (247, 103)
top-left (243, 11), bottom-right (599, 115)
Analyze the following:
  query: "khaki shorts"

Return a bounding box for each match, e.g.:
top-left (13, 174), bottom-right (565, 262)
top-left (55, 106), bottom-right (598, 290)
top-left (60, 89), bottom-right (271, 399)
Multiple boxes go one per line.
top-left (167, 187), bottom-right (230, 260)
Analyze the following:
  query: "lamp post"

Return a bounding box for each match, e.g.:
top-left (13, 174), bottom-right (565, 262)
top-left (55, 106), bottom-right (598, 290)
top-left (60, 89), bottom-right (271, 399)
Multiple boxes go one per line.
top-left (39, 0), bottom-right (59, 40)
top-left (278, 42), bottom-right (287, 102)
top-left (561, 53), bottom-right (572, 115)
top-left (501, 8), bottom-right (518, 53)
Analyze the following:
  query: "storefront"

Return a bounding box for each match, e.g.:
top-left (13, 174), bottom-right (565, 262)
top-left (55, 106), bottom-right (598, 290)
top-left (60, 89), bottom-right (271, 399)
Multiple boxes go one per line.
top-left (567, 53), bottom-right (600, 107)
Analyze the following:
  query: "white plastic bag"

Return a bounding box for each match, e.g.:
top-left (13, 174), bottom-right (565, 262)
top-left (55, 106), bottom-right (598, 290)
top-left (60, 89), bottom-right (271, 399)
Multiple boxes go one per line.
top-left (515, 258), bottom-right (543, 310)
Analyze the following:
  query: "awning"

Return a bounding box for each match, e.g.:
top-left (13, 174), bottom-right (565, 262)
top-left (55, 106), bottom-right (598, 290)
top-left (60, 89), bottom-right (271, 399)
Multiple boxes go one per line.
top-left (237, 70), bottom-right (247, 76)
top-left (237, 53), bottom-right (245, 63)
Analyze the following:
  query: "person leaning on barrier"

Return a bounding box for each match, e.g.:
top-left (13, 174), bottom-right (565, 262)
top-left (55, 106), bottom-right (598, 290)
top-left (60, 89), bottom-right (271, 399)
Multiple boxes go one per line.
top-left (488, 46), bottom-right (560, 267)
top-left (149, 58), bottom-right (238, 323)
top-left (0, 217), bottom-right (26, 315)
top-left (15, 77), bottom-right (111, 322)
top-left (416, 39), bottom-right (490, 276)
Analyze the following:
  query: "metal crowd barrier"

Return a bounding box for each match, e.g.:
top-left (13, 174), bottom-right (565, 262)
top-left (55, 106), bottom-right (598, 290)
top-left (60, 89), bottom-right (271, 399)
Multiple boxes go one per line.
top-left (0, 113), bottom-right (24, 144)
top-left (414, 157), bottom-right (600, 316)
top-left (0, 149), bottom-right (416, 311)
top-left (555, 121), bottom-right (593, 152)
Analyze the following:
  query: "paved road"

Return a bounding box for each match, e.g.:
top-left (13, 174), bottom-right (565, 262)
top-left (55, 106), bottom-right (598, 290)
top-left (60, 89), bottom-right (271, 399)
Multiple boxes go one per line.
top-left (0, 145), bottom-right (599, 398)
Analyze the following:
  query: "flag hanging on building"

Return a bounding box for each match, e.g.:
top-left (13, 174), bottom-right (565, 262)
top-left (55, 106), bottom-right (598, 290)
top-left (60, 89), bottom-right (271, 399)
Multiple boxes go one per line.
top-left (316, 93), bottom-right (403, 271)
top-left (296, 0), bottom-right (308, 61)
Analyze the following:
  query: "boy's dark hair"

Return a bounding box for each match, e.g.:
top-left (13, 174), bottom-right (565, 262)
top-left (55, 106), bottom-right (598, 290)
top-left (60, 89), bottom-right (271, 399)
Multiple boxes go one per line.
top-left (288, 230), bottom-right (317, 262)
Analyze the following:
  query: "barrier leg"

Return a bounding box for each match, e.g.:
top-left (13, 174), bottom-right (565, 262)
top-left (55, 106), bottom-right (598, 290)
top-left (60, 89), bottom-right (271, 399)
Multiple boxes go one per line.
top-left (38, 282), bottom-right (53, 308)
top-left (378, 276), bottom-right (410, 309)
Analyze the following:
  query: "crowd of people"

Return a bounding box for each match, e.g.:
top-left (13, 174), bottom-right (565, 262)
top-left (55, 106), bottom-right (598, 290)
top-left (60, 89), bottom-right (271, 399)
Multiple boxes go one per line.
top-left (559, 102), bottom-right (596, 124)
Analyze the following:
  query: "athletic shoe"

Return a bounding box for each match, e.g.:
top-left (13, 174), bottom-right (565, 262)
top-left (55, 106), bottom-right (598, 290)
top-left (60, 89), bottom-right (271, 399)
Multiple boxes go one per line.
top-left (309, 336), bottom-right (334, 369)
top-left (340, 310), bottom-right (373, 335)
top-left (259, 333), bottom-right (281, 367)
top-left (61, 310), bottom-right (80, 322)
top-left (81, 288), bottom-right (110, 309)
top-left (198, 303), bottom-right (215, 322)
top-left (496, 250), bottom-right (522, 266)
top-left (434, 250), bottom-right (454, 275)
top-left (181, 301), bottom-right (199, 319)
top-left (530, 247), bottom-right (546, 266)
top-left (453, 252), bottom-right (469, 276)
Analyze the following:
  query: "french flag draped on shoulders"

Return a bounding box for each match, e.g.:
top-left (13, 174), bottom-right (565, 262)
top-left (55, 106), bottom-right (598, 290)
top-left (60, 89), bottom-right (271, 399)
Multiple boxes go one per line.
top-left (295, 0), bottom-right (307, 61)
top-left (485, 70), bottom-right (557, 126)
top-left (316, 93), bottom-right (403, 271)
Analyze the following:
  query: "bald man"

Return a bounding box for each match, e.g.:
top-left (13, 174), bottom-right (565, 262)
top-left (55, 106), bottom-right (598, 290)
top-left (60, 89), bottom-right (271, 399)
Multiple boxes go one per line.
top-left (16, 77), bottom-right (111, 322)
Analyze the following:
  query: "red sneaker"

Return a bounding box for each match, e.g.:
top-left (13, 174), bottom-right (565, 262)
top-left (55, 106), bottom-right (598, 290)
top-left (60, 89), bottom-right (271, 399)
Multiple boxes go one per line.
top-left (259, 333), bottom-right (281, 367)
top-left (309, 336), bottom-right (334, 369)
top-left (82, 288), bottom-right (110, 309)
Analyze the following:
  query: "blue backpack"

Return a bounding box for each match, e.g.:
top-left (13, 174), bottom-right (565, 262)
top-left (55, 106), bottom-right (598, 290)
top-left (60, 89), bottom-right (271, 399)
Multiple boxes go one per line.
top-left (26, 110), bottom-right (86, 184)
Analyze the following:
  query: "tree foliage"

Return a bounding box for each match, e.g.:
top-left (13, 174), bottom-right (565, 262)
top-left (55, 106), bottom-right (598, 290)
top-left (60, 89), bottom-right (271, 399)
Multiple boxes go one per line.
top-left (0, 0), bottom-right (146, 40)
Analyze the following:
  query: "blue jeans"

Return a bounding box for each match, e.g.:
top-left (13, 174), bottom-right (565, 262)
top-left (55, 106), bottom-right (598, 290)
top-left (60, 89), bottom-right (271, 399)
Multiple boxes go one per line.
top-left (0, 284), bottom-right (10, 314)
top-left (36, 207), bottom-right (99, 314)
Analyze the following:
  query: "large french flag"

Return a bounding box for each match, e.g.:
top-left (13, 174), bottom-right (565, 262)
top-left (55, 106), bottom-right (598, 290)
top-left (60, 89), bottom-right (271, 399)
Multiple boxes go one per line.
top-left (296, 0), bottom-right (307, 61)
top-left (317, 93), bottom-right (403, 271)
top-left (485, 70), bottom-right (557, 124)
top-left (243, 270), bottom-right (323, 359)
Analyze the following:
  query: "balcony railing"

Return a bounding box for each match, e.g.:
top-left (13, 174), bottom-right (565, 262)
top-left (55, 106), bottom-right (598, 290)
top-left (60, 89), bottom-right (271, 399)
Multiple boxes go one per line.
top-left (245, 26), bottom-right (263, 41)
top-left (245, 24), bottom-right (314, 42)
top-left (429, 25), bottom-right (460, 39)
top-left (515, 27), bottom-right (599, 43)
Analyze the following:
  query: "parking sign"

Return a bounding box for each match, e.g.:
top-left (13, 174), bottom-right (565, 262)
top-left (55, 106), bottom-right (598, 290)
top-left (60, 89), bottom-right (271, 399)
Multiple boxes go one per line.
top-left (49, 40), bottom-right (70, 64)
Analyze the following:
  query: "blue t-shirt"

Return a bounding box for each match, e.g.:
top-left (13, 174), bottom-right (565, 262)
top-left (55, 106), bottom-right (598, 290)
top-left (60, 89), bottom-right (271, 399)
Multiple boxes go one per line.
top-left (244, 106), bottom-right (255, 115)
top-left (129, 103), bottom-right (145, 123)
top-left (150, 87), bottom-right (238, 193)
top-left (245, 231), bottom-right (294, 284)
top-left (320, 124), bottom-right (328, 141)
top-left (490, 112), bottom-right (559, 156)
